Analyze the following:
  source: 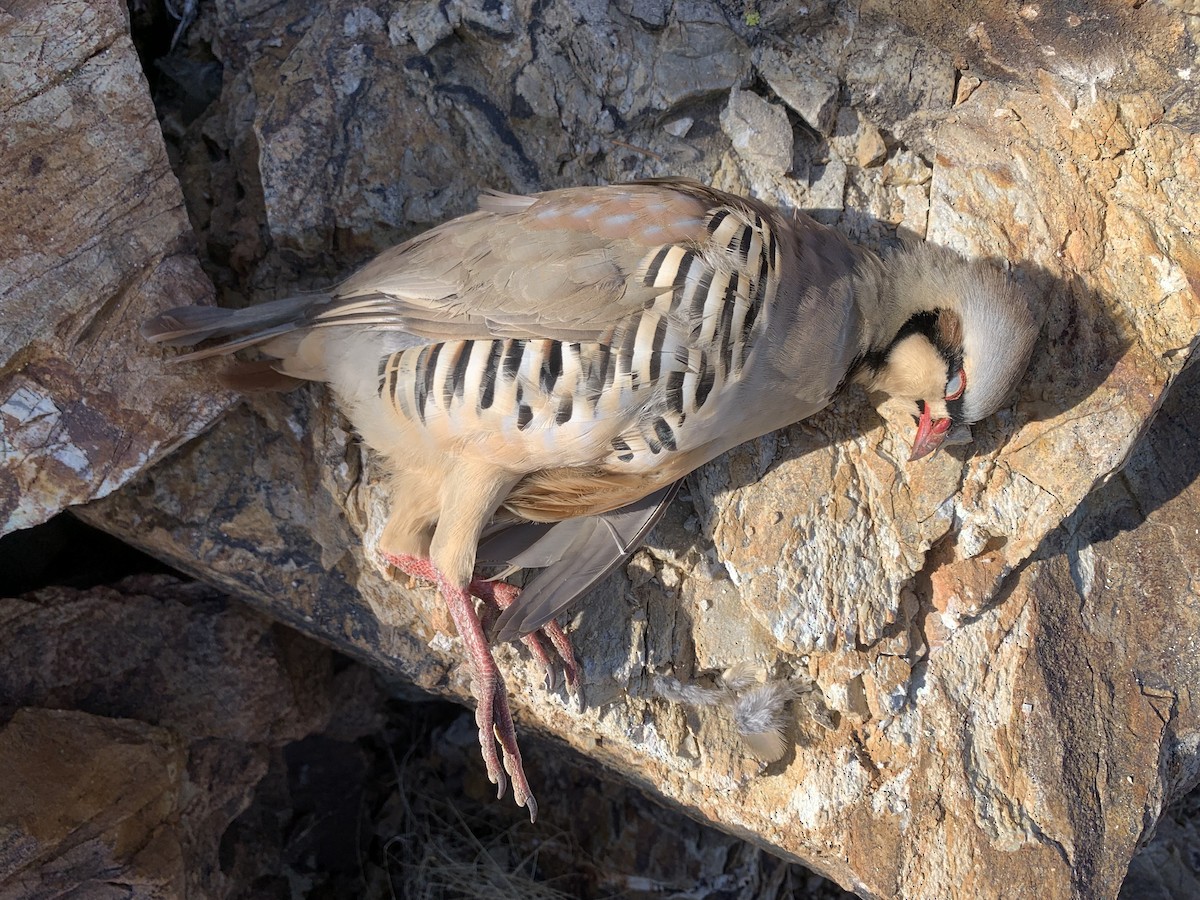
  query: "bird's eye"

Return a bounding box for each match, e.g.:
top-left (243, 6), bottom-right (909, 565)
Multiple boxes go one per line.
top-left (945, 368), bottom-right (966, 401)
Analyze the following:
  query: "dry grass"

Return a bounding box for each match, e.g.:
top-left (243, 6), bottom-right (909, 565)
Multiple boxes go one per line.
top-left (374, 737), bottom-right (578, 900)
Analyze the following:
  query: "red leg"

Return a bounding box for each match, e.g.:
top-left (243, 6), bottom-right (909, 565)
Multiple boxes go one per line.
top-left (380, 551), bottom-right (579, 693)
top-left (472, 578), bottom-right (580, 694)
top-left (385, 552), bottom-right (439, 583)
top-left (383, 552), bottom-right (537, 821)
top-left (437, 573), bottom-right (537, 821)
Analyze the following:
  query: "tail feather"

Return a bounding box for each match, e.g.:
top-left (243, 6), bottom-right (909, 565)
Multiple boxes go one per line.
top-left (167, 323), bottom-right (300, 362)
top-left (141, 293), bottom-right (432, 392)
top-left (140, 295), bottom-right (326, 357)
top-left (139, 306), bottom-right (242, 345)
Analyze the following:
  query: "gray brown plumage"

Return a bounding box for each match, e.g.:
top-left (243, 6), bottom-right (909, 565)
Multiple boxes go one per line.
top-left (142, 178), bottom-right (1038, 821)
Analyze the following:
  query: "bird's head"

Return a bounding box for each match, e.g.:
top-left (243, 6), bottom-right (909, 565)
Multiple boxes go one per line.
top-left (858, 243), bottom-right (1038, 460)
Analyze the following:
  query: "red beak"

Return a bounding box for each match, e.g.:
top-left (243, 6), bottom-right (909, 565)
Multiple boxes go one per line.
top-left (910, 404), bottom-right (952, 461)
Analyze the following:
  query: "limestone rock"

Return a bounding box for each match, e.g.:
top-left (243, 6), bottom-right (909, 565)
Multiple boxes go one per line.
top-left (62, 0), bottom-right (1200, 896)
top-left (1163, 0), bottom-right (1200, 15)
top-left (840, 15), bottom-right (957, 150)
top-left (755, 45), bottom-right (840, 135)
top-left (212, 0), bottom-right (751, 264)
top-left (0, 0), bottom-right (230, 535)
top-left (0, 575), bottom-right (334, 743)
top-left (869, 0), bottom-right (1199, 121)
top-left (829, 108), bottom-right (889, 167)
top-left (0, 709), bottom-right (188, 898)
top-left (720, 88), bottom-right (795, 174)
top-left (1121, 790), bottom-right (1200, 899)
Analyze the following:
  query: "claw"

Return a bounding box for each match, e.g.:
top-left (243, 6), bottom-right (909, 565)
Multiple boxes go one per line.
top-left (471, 575), bottom-right (580, 698)
top-left (538, 619), bottom-right (581, 696)
top-left (383, 554), bottom-right (551, 822)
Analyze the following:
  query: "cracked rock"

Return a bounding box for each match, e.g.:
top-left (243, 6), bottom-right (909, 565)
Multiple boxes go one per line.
top-left (829, 108), bottom-right (889, 168)
top-left (720, 87), bottom-right (795, 174)
top-left (0, 0), bottom-right (229, 535)
top-left (755, 44), bottom-right (840, 135)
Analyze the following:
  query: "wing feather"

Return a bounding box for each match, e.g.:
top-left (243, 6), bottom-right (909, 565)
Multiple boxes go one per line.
top-left (490, 480), bottom-right (682, 641)
top-left (313, 183), bottom-right (719, 343)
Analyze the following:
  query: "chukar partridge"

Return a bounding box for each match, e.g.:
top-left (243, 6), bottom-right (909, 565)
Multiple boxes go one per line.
top-left (143, 178), bottom-right (1038, 821)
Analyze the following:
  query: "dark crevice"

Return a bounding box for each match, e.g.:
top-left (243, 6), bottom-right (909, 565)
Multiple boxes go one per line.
top-left (0, 512), bottom-right (181, 598)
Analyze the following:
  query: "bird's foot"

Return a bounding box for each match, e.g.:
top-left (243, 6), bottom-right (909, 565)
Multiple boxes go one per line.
top-left (381, 552), bottom-right (439, 584)
top-left (438, 573), bottom-right (538, 822)
top-left (380, 551), bottom-right (579, 696)
top-left (380, 552), bottom-right (538, 821)
top-left (471, 577), bottom-right (580, 696)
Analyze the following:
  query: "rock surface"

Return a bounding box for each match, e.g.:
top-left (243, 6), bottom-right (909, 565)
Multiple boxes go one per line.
top-left (0, 575), bottom-right (346, 898)
top-left (0, 708), bottom-right (189, 898)
top-left (46, 0), bottom-right (1200, 896)
top-left (0, 0), bottom-right (230, 535)
top-left (755, 45), bottom-right (840, 136)
top-left (0, 571), bottom-right (866, 899)
top-left (720, 87), bottom-right (795, 174)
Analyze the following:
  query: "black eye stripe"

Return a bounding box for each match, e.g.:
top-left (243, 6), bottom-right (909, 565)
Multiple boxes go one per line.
top-left (862, 310), bottom-right (959, 372)
top-left (891, 310), bottom-right (937, 346)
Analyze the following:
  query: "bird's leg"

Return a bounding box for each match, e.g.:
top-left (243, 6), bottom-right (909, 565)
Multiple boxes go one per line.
top-left (435, 571), bottom-right (538, 822)
top-left (379, 551), bottom-right (578, 692)
top-left (382, 551), bottom-right (438, 584)
top-left (470, 578), bottom-right (580, 694)
top-left (382, 550), bottom-right (537, 820)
